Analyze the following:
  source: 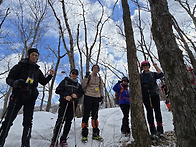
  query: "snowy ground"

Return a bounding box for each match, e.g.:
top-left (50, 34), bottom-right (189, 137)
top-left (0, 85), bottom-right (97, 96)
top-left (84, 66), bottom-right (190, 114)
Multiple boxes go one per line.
top-left (4, 101), bottom-right (174, 147)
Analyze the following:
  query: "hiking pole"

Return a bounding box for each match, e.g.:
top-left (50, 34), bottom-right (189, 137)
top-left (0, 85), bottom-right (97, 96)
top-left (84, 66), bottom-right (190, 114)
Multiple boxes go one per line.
top-left (72, 99), bottom-right (77, 147)
top-left (54, 102), bottom-right (69, 147)
top-left (0, 101), bottom-right (17, 147)
top-left (0, 107), bottom-right (8, 124)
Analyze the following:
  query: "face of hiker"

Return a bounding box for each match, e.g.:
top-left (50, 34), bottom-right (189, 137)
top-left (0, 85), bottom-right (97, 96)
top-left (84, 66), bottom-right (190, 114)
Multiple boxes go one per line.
top-left (70, 70), bottom-right (78, 80)
top-left (122, 81), bottom-right (128, 86)
top-left (142, 63), bottom-right (150, 72)
top-left (29, 52), bottom-right (39, 63)
top-left (92, 66), bottom-right (99, 75)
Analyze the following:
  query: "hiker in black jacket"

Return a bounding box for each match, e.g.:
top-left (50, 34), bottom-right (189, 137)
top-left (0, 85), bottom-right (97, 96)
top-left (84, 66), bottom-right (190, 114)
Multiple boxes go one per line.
top-left (0, 48), bottom-right (55, 147)
top-left (140, 61), bottom-right (164, 139)
top-left (50, 69), bottom-right (84, 147)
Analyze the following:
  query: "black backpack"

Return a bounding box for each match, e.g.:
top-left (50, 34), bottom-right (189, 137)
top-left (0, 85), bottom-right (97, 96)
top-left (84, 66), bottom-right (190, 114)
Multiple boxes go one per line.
top-left (140, 72), bottom-right (160, 94)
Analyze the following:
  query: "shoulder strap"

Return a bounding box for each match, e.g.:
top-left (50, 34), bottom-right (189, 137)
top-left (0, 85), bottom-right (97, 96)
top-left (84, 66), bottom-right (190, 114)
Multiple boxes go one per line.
top-left (119, 85), bottom-right (124, 100)
top-left (87, 75), bottom-right (102, 87)
top-left (64, 79), bottom-right (68, 87)
top-left (87, 75), bottom-right (91, 85)
top-left (99, 76), bottom-right (101, 87)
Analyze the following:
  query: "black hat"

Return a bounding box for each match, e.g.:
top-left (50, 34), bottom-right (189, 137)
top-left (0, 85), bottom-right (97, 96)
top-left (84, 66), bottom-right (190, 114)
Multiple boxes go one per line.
top-left (122, 77), bottom-right (129, 82)
top-left (28, 48), bottom-right (39, 56)
top-left (70, 69), bottom-right (78, 75)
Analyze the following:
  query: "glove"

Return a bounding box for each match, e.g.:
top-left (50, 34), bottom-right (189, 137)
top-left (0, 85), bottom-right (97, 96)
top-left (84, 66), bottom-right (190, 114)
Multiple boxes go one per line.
top-left (118, 80), bottom-right (122, 84)
top-left (99, 96), bottom-right (104, 104)
top-left (85, 71), bottom-right (90, 78)
top-left (12, 79), bottom-right (25, 88)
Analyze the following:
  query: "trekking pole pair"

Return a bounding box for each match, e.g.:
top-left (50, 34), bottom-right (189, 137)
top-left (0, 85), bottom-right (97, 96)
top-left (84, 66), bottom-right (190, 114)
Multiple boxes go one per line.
top-left (54, 99), bottom-right (77, 147)
top-left (54, 102), bottom-right (69, 147)
top-left (0, 101), bottom-right (17, 147)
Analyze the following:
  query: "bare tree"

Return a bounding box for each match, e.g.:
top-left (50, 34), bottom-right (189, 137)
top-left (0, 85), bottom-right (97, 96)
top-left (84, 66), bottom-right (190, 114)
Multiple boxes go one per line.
top-left (175, 0), bottom-right (196, 29)
top-left (171, 15), bottom-right (196, 69)
top-left (121, 0), bottom-right (151, 146)
top-left (13, 0), bottom-right (49, 56)
top-left (45, 33), bottom-right (67, 112)
top-left (76, 0), bottom-right (110, 73)
top-left (48, 0), bottom-right (75, 70)
top-left (0, 8), bottom-right (10, 30)
top-left (149, 0), bottom-right (196, 146)
top-left (2, 0), bottom-right (49, 116)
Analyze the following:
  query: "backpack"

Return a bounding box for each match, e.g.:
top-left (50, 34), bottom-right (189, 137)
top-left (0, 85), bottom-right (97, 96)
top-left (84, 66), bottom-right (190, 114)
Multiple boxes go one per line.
top-left (140, 72), bottom-right (160, 95)
top-left (114, 85), bottom-right (124, 105)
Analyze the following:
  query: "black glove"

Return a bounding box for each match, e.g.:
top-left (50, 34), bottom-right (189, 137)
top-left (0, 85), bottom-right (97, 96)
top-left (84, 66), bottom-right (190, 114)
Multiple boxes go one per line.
top-left (85, 71), bottom-right (90, 78)
top-left (99, 96), bottom-right (104, 104)
top-left (118, 80), bottom-right (122, 84)
top-left (12, 79), bottom-right (25, 88)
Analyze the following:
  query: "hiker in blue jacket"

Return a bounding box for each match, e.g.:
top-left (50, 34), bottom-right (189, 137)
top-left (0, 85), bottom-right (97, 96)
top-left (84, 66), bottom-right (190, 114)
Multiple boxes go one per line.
top-left (140, 61), bottom-right (164, 139)
top-left (113, 77), bottom-right (130, 135)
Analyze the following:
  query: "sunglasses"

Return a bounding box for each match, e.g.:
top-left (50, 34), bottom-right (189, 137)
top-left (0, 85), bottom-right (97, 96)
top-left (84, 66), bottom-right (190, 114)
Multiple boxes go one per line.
top-left (142, 63), bottom-right (149, 67)
top-left (71, 71), bottom-right (78, 75)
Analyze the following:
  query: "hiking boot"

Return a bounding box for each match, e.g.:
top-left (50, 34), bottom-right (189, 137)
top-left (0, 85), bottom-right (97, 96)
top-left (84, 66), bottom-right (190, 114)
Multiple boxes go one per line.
top-left (60, 140), bottom-right (68, 147)
top-left (150, 125), bottom-right (158, 140)
top-left (49, 143), bottom-right (57, 147)
top-left (81, 137), bottom-right (88, 143)
top-left (92, 134), bottom-right (104, 141)
top-left (159, 133), bottom-right (165, 138)
top-left (49, 142), bottom-right (58, 147)
top-left (150, 133), bottom-right (158, 140)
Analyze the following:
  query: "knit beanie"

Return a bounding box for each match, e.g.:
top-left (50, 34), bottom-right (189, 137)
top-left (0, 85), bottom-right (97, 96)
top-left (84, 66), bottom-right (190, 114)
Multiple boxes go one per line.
top-left (28, 48), bottom-right (39, 56)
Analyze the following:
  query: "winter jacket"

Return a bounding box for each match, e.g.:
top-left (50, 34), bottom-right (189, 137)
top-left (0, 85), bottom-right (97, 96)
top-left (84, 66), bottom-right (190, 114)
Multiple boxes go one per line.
top-left (55, 77), bottom-right (84, 104)
top-left (81, 74), bottom-right (104, 98)
top-left (6, 58), bottom-right (53, 101)
top-left (140, 71), bottom-right (164, 96)
top-left (113, 83), bottom-right (130, 105)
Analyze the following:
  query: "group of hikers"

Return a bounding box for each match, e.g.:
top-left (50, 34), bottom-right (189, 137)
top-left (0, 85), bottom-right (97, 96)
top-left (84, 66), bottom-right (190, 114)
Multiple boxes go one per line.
top-left (0, 48), bottom-right (175, 147)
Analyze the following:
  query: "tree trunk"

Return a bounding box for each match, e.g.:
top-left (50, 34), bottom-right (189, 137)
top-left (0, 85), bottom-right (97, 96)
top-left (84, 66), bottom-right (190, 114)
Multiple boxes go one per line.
top-left (149, 0), bottom-right (196, 146)
top-left (121, 0), bottom-right (151, 146)
top-left (171, 15), bottom-right (196, 69)
top-left (46, 58), bottom-right (60, 112)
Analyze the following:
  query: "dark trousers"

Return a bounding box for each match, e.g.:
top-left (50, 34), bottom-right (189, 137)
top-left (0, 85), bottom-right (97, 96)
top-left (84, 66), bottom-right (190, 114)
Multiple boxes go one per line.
top-left (51, 101), bottom-right (75, 143)
top-left (82, 95), bottom-right (100, 137)
top-left (142, 94), bottom-right (163, 128)
top-left (0, 99), bottom-right (35, 147)
top-left (120, 104), bottom-right (130, 133)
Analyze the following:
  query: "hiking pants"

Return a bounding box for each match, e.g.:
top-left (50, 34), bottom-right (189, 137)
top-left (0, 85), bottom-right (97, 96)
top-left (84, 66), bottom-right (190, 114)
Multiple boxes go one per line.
top-left (51, 101), bottom-right (74, 143)
top-left (82, 95), bottom-right (100, 137)
top-left (142, 94), bottom-right (163, 128)
top-left (0, 99), bottom-right (35, 147)
top-left (120, 104), bottom-right (130, 133)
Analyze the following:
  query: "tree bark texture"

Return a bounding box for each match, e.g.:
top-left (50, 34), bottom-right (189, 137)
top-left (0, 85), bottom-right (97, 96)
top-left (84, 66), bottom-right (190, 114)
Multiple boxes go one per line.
top-left (148, 0), bottom-right (196, 146)
top-left (121, 0), bottom-right (151, 146)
